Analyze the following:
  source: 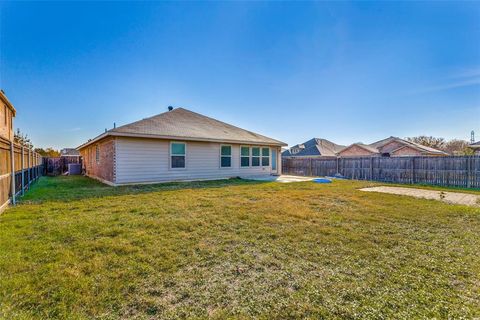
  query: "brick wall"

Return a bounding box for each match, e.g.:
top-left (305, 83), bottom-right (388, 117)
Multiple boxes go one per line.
top-left (378, 141), bottom-right (404, 154)
top-left (391, 146), bottom-right (422, 156)
top-left (80, 137), bottom-right (115, 184)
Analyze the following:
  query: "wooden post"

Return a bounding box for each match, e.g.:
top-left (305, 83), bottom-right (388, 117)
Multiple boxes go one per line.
top-left (21, 146), bottom-right (25, 195)
top-left (411, 157), bottom-right (415, 184)
top-left (27, 148), bottom-right (31, 185)
top-left (309, 158), bottom-right (313, 176)
top-left (10, 141), bottom-right (15, 205)
top-left (370, 157), bottom-right (374, 181)
top-left (467, 156), bottom-right (471, 188)
top-left (336, 157), bottom-right (339, 174)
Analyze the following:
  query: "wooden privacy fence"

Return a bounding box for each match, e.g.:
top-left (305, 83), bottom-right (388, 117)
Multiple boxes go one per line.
top-left (1, 136), bottom-right (43, 212)
top-left (282, 156), bottom-right (480, 188)
top-left (44, 156), bottom-right (82, 176)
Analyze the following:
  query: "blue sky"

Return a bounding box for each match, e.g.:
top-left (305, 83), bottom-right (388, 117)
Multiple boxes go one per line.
top-left (1, 1), bottom-right (479, 149)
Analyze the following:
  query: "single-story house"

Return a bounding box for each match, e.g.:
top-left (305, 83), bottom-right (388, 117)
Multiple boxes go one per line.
top-left (77, 107), bottom-right (287, 185)
top-left (281, 138), bottom-right (345, 158)
top-left (283, 136), bottom-right (447, 158)
top-left (470, 141), bottom-right (480, 155)
top-left (60, 148), bottom-right (81, 159)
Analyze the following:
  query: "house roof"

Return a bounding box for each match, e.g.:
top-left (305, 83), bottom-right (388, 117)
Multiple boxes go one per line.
top-left (282, 138), bottom-right (345, 157)
top-left (470, 141), bottom-right (480, 148)
top-left (370, 136), bottom-right (447, 155)
top-left (78, 107), bottom-right (287, 150)
top-left (0, 90), bottom-right (16, 116)
top-left (339, 143), bottom-right (380, 154)
top-left (61, 148), bottom-right (80, 156)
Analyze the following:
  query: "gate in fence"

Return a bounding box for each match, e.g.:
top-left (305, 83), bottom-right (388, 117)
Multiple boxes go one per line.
top-left (282, 156), bottom-right (480, 188)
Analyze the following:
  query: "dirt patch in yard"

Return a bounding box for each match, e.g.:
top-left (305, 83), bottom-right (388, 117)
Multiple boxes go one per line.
top-left (360, 186), bottom-right (480, 207)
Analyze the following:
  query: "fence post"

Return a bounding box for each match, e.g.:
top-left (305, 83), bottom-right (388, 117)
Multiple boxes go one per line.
top-left (21, 146), bottom-right (25, 195)
top-left (10, 141), bottom-right (15, 205)
top-left (370, 157), bottom-right (373, 180)
top-left (467, 156), bottom-right (471, 188)
top-left (309, 158), bottom-right (313, 176)
top-left (27, 148), bottom-right (31, 185)
top-left (411, 157), bottom-right (415, 184)
top-left (336, 157), bottom-right (339, 174)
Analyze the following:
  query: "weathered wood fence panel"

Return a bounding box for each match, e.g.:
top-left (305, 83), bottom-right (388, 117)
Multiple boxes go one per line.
top-left (0, 136), bottom-right (43, 212)
top-left (282, 156), bottom-right (480, 188)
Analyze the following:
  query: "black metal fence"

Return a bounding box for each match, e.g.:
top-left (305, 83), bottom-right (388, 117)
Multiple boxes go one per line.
top-left (14, 165), bottom-right (43, 197)
top-left (282, 156), bottom-right (480, 188)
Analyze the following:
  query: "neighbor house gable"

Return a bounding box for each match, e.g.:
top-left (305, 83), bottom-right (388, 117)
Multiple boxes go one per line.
top-left (337, 144), bottom-right (379, 157)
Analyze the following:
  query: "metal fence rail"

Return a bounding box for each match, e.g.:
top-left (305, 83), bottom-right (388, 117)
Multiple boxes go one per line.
top-left (282, 156), bottom-right (480, 188)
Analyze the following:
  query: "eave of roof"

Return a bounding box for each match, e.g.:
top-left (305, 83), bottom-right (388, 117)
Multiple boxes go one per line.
top-left (390, 144), bottom-right (448, 155)
top-left (78, 131), bottom-right (287, 150)
top-left (470, 142), bottom-right (480, 148)
top-left (0, 90), bottom-right (17, 116)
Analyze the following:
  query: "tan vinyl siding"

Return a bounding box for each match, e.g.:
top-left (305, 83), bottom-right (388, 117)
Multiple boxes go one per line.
top-left (115, 137), bottom-right (276, 184)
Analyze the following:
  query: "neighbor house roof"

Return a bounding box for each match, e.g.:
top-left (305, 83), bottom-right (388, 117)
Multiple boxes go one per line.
top-left (282, 138), bottom-right (345, 157)
top-left (60, 148), bottom-right (80, 156)
top-left (0, 90), bottom-right (16, 116)
top-left (469, 141), bottom-right (480, 149)
top-left (339, 143), bottom-right (380, 154)
top-left (370, 136), bottom-right (447, 155)
top-left (78, 107), bottom-right (287, 150)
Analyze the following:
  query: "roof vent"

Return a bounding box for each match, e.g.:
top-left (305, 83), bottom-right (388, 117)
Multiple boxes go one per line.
top-left (168, 106), bottom-right (174, 111)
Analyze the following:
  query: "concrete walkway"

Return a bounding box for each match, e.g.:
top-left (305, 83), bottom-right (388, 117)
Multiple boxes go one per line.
top-left (245, 175), bottom-right (315, 183)
top-left (360, 186), bottom-right (480, 207)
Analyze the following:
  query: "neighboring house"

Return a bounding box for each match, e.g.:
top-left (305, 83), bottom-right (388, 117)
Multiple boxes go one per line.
top-left (284, 136), bottom-right (447, 159)
top-left (282, 138), bottom-right (345, 158)
top-left (78, 107), bottom-right (287, 185)
top-left (60, 148), bottom-right (81, 158)
top-left (0, 90), bottom-right (15, 142)
top-left (470, 141), bottom-right (480, 155)
top-left (338, 136), bottom-right (447, 157)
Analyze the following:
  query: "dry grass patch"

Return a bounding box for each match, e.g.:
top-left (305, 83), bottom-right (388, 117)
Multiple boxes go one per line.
top-left (0, 176), bottom-right (479, 319)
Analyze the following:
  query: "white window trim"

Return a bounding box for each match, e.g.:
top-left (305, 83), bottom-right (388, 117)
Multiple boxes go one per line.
top-left (220, 145), bottom-right (232, 169)
top-left (251, 146), bottom-right (261, 167)
top-left (95, 144), bottom-right (100, 164)
top-left (261, 147), bottom-right (270, 168)
top-left (170, 141), bottom-right (187, 170)
top-left (240, 145), bottom-right (251, 168)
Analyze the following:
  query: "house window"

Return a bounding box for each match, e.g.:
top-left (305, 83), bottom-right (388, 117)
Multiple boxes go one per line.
top-left (4, 106), bottom-right (6, 125)
top-left (252, 147), bottom-right (260, 167)
top-left (240, 146), bottom-right (250, 167)
top-left (171, 142), bottom-right (186, 168)
top-left (95, 145), bottom-right (100, 164)
top-left (220, 145), bottom-right (231, 167)
top-left (262, 147), bottom-right (270, 166)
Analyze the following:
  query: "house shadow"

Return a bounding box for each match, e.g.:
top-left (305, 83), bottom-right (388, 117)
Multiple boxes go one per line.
top-left (18, 175), bottom-right (272, 204)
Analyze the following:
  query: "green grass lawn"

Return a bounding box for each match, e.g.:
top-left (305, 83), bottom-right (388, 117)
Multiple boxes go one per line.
top-left (1, 176), bottom-right (479, 319)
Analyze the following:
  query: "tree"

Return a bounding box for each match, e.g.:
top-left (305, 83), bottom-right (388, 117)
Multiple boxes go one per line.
top-left (406, 136), bottom-right (446, 150)
top-left (443, 139), bottom-right (474, 155)
top-left (14, 129), bottom-right (33, 148)
top-left (34, 147), bottom-right (60, 157)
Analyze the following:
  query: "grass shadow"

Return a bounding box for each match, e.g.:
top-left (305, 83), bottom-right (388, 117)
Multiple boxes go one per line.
top-left (19, 175), bottom-right (271, 204)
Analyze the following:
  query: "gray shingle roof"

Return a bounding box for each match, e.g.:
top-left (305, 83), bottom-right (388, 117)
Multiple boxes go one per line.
top-left (79, 108), bottom-right (286, 149)
top-left (60, 148), bottom-right (80, 156)
top-left (470, 141), bottom-right (480, 148)
top-left (282, 138), bottom-right (345, 157)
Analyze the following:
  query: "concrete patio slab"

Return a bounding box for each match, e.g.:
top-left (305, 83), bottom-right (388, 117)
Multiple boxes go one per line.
top-left (360, 186), bottom-right (480, 207)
